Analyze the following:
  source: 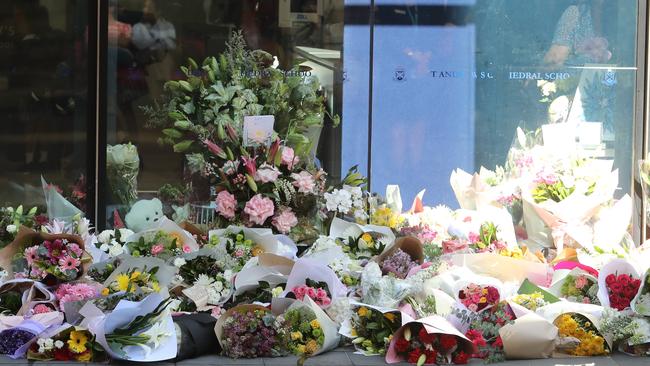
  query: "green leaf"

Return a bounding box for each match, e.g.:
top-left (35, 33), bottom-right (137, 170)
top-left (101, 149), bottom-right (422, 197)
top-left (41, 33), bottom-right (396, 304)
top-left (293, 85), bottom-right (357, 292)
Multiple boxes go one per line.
top-left (162, 128), bottom-right (182, 139)
top-left (168, 111), bottom-right (185, 120)
top-left (173, 140), bottom-right (193, 152)
top-left (178, 80), bottom-right (193, 92)
top-left (232, 97), bottom-right (246, 110)
top-left (181, 102), bottom-right (195, 114)
top-left (188, 57), bottom-right (198, 70)
top-left (174, 120), bottom-right (192, 130)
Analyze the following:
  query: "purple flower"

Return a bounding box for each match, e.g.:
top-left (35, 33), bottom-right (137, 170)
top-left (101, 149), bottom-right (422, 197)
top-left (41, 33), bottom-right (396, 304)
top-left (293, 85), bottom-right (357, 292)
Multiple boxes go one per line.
top-left (380, 248), bottom-right (418, 279)
top-left (0, 329), bottom-right (35, 356)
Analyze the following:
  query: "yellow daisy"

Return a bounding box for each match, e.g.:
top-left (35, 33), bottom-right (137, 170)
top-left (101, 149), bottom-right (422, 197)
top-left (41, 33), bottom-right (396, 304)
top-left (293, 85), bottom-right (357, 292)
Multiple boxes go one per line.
top-left (67, 331), bottom-right (88, 354)
top-left (116, 274), bottom-right (130, 292)
top-left (310, 319), bottom-right (321, 329)
top-left (357, 306), bottom-right (369, 317)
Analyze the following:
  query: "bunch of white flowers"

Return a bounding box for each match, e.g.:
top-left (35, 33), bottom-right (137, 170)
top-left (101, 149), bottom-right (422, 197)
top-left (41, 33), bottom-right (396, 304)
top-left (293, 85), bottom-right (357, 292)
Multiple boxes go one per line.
top-left (195, 273), bottom-right (232, 304)
top-left (96, 228), bottom-right (134, 258)
top-left (325, 185), bottom-right (365, 215)
top-left (36, 338), bottom-right (55, 353)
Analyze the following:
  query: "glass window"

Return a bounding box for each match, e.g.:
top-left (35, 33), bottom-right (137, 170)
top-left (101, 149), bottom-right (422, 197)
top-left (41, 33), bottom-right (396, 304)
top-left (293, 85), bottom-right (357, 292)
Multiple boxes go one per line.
top-left (354, 0), bottom-right (640, 206)
top-left (103, 0), bottom-right (349, 226)
top-left (0, 1), bottom-right (90, 212)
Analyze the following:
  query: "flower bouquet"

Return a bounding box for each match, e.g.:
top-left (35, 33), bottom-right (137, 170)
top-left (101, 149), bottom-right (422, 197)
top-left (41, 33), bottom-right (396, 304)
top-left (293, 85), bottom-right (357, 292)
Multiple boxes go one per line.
top-left (214, 304), bottom-right (287, 358)
top-left (301, 236), bottom-right (362, 287)
top-left (550, 266), bottom-right (600, 305)
top-left (0, 279), bottom-right (57, 316)
top-left (106, 143), bottom-right (140, 207)
top-left (377, 237), bottom-right (424, 279)
top-left (600, 307), bottom-right (650, 355)
top-left (456, 301), bottom-right (515, 362)
top-left (276, 297), bottom-right (339, 357)
top-left (282, 258), bottom-right (348, 308)
top-left (232, 253), bottom-right (293, 301)
top-left (81, 294), bottom-right (177, 361)
top-left (596, 259), bottom-right (641, 311)
top-left (632, 267), bottom-right (650, 316)
top-left (27, 326), bottom-right (98, 362)
top-left (91, 228), bottom-right (135, 261)
top-left (125, 217), bottom-right (199, 258)
top-left (0, 319), bottom-right (60, 359)
top-left (22, 238), bottom-right (85, 284)
top-left (330, 218), bottom-right (395, 259)
top-left (553, 313), bottom-right (609, 356)
top-left (456, 283), bottom-right (501, 313)
top-left (54, 283), bottom-right (100, 312)
top-left (340, 302), bottom-right (408, 355)
top-left (208, 226), bottom-right (294, 270)
top-left (385, 316), bottom-right (475, 365)
top-left (175, 248), bottom-right (235, 311)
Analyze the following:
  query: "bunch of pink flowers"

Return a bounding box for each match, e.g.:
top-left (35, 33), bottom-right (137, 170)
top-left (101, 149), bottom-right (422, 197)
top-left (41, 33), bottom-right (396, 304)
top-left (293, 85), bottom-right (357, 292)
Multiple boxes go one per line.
top-left (291, 284), bottom-right (332, 307)
top-left (55, 283), bottom-right (99, 310)
top-left (23, 239), bottom-right (83, 283)
top-left (458, 283), bottom-right (500, 312)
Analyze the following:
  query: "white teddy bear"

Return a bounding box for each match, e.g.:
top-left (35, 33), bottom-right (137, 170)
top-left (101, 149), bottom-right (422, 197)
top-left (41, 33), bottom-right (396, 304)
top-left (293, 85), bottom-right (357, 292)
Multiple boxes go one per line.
top-left (125, 198), bottom-right (164, 232)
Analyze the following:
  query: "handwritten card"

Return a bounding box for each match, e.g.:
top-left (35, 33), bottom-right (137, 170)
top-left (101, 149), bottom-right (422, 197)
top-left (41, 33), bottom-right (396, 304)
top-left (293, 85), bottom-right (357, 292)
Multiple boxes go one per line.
top-left (243, 115), bottom-right (275, 146)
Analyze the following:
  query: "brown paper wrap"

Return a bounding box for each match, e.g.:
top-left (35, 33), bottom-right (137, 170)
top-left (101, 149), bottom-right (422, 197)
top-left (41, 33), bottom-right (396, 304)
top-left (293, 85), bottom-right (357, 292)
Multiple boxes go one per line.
top-left (499, 313), bottom-right (558, 359)
top-left (0, 279), bottom-right (57, 315)
top-left (377, 236), bottom-right (424, 268)
top-left (0, 226), bottom-right (87, 279)
top-left (214, 304), bottom-right (270, 349)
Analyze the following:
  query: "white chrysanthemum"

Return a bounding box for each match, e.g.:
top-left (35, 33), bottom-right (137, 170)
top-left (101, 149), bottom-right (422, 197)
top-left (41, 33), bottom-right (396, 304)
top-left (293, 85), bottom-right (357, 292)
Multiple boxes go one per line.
top-left (173, 257), bottom-right (187, 268)
top-left (196, 274), bottom-right (213, 287)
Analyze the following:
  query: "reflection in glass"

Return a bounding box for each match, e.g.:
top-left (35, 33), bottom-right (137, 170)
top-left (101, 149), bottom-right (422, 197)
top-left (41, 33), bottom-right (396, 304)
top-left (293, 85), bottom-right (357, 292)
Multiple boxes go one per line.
top-left (0, 1), bottom-right (88, 211)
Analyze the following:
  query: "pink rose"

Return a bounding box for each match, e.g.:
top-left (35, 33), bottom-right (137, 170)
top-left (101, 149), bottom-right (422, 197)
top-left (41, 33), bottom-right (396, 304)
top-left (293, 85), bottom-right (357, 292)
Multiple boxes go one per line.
top-left (182, 245), bottom-right (192, 253)
top-left (281, 147), bottom-right (299, 170)
top-left (151, 244), bottom-right (164, 256)
top-left (468, 232), bottom-right (480, 244)
top-left (293, 286), bottom-right (306, 299)
top-left (316, 288), bottom-right (327, 299)
top-left (442, 240), bottom-right (469, 254)
top-left (307, 287), bottom-right (317, 299)
top-left (574, 275), bottom-right (588, 290)
top-left (216, 191), bottom-right (237, 220)
top-left (291, 171), bottom-right (315, 193)
top-left (234, 248), bottom-right (245, 258)
top-left (255, 164), bottom-right (281, 183)
top-left (32, 304), bottom-right (53, 314)
top-left (271, 208), bottom-right (298, 234)
top-left (244, 194), bottom-right (275, 226)
top-left (320, 297), bottom-right (332, 307)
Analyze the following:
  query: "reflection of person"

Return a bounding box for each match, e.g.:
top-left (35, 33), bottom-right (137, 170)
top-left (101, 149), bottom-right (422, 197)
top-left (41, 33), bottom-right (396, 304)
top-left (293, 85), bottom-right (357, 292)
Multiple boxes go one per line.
top-left (132, 0), bottom-right (176, 99)
top-left (544, 0), bottom-right (610, 67)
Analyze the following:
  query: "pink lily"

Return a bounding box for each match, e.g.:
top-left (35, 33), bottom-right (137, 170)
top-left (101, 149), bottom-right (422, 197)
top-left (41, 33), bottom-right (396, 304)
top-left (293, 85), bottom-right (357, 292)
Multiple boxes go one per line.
top-left (241, 155), bottom-right (257, 176)
top-left (203, 139), bottom-right (226, 159)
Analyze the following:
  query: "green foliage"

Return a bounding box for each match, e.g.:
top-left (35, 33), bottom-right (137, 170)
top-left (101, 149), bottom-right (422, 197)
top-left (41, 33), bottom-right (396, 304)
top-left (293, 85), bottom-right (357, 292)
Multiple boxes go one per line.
top-left (144, 30), bottom-right (337, 166)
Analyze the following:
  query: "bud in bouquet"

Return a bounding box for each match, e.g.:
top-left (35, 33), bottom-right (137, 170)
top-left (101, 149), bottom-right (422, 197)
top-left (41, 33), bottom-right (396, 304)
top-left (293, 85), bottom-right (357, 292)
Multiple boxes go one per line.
top-left (203, 139), bottom-right (227, 159)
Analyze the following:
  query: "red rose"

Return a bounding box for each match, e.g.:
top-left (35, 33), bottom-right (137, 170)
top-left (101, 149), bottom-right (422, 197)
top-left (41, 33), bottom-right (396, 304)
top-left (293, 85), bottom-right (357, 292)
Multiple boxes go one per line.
top-left (439, 334), bottom-right (458, 351)
top-left (632, 279), bottom-right (642, 289)
top-left (486, 287), bottom-right (500, 303)
top-left (453, 351), bottom-right (470, 365)
top-left (458, 290), bottom-right (467, 300)
top-left (408, 348), bottom-right (423, 364)
top-left (493, 336), bottom-right (503, 348)
top-left (395, 338), bottom-right (410, 353)
top-left (609, 282), bottom-right (623, 294)
top-left (425, 349), bottom-right (438, 364)
top-left (418, 327), bottom-right (438, 344)
top-left (606, 274), bottom-right (616, 286)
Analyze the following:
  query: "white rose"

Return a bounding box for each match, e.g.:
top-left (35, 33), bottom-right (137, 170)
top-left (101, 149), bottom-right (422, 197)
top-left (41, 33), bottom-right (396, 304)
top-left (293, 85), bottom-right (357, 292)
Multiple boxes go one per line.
top-left (173, 258), bottom-right (187, 268)
top-left (54, 340), bottom-right (64, 349)
top-left (5, 224), bottom-right (16, 234)
top-left (97, 230), bottom-right (113, 244)
top-left (108, 243), bottom-right (124, 257)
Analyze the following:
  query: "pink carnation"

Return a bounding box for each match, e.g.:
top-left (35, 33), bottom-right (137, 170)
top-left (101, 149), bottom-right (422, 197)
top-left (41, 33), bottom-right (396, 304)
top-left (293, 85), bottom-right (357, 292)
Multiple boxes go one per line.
top-left (182, 245), bottom-right (192, 254)
top-left (151, 244), bottom-right (164, 256)
top-left (32, 304), bottom-right (53, 314)
top-left (271, 208), bottom-right (298, 234)
top-left (244, 194), bottom-right (275, 226)
top-left (216, 191), bottom-right (237, 220)
top-left (291, 171), bottom-right (315, 193)
top-left (281, 147), bottom-right (299, 170)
